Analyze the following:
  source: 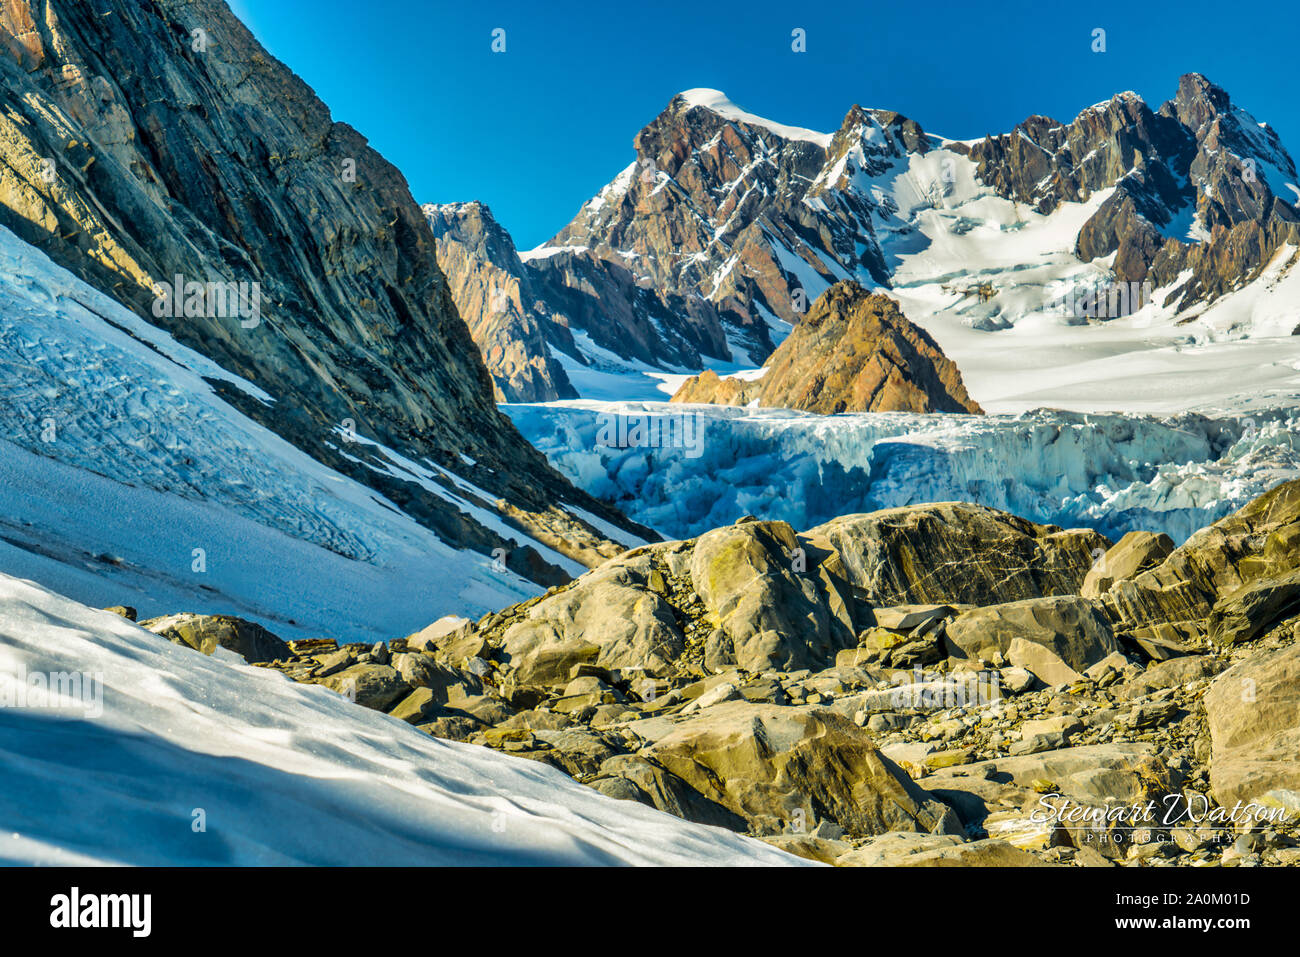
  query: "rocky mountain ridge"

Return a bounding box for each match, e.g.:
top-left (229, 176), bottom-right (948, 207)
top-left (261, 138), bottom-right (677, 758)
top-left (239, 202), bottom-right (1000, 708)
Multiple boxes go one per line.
top-left (0, 0), bottom-right (645, 588)
top-left (440, 75), bottom-right (1300, 402)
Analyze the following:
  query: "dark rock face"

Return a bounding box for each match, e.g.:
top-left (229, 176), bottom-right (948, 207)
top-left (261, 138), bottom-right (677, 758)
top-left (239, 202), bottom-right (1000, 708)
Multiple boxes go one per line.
top-left (0, 0), bottom-right (644, 580)
top-left (425, 200), bottom-right (718, 392)
top-left (969, 94), bottom-right (1194, 217)
top-left (972, 74), bottom-right (1300, 302)
top-left (425, 202), bottom-right (577, 403)
top-left (670, 281), bottom-right (983, 414)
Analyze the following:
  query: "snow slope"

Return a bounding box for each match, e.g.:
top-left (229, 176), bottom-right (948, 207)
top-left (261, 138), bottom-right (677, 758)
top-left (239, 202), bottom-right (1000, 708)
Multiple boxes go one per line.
top-left (0, 572), bottom-right (802, 865)
top-left (0, 225), bottom-right (563, 642)
top-left (678, 89), bottom-right (834, 148)
top-left (873, 149), bottom-right (1300, 413)
top-left (506, 401), bottom-right (1300, 545)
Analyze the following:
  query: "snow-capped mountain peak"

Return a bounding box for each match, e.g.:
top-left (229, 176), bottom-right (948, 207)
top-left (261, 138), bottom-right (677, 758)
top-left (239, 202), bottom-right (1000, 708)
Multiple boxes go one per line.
top-left (440, 74), bottom-right (1300, 407)
top-left (674, 88), bottom-right (834, 147)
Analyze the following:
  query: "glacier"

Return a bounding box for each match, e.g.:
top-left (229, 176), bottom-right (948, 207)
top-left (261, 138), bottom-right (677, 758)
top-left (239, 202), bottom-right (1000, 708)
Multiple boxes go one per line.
top-left (0, 225), bottom-right (559, 641)
top-left (506, 400), bottom-right (1300, 545)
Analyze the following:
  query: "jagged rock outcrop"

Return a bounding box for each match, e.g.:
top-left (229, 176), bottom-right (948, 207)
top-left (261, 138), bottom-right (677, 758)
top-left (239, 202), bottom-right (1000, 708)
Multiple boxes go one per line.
top-left (0, 0), bottom-right (644, 585)
top-left (972, 74), bottom-right (1300, 298)
top-left (425, 200), bottom-right (720, 397)
top-left (670, 282), bottom-right (983, 414)
top-left (424, 202), bottom-right (577, 402)
top-left (1100, 479), bottom-right (1300, 645)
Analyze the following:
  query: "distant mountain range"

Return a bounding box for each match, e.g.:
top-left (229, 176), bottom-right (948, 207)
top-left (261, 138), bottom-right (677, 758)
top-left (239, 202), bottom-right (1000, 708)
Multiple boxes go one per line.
top-left (0, 0), bottom-right (649, 632)
top-left (431, 74), bottom-right (1300, 405)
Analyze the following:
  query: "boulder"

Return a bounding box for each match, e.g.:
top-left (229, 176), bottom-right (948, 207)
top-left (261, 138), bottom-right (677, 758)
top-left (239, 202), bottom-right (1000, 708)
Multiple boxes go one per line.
top-left (1105, 479), bottom-right (1300, 636)
top-left (405, 615), bottom-right (473, 653)
top-left (388, 687), bottom-right (443, 724)
top-left (141, 613), bottom-right (291, 664)
top-left (1204, 644), bottom-right (1300, 809)
top-left (1207, 569), bottom-right (1300, 645)
top-left (321, 664), bottom-right (411, 711)
top-left (588, 754), bottom-right (748, 831)
top-left (532, 728), bottom-right (623, 778)
top-left (945, 596), bottom-right (1118, 673)
top-left (872, 605), bottom-right (954, 632)
top-left (642, 701), bottom-right (963, 838)
top-left (689, 519), bottom-right (858, 672)
top-left (499, 553), bottom-right (685, 686)
top-left (1115, 655), bottom-right (1223, 701)
top-left (1007, 638), bottom-right (1081, 687)
top-left (1081, 531), bottom-right (1174, 598)
top-left (807, 503), bottom-right (1109, 608)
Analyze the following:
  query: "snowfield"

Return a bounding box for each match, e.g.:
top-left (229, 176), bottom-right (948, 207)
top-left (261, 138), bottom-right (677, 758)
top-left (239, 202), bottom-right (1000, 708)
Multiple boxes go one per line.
top-left (0, 226), bottom-right (561, 642)
top-left (0, 572), bottom-right (805, 866)
top-left (506, 401), bottom-right (1300, 545)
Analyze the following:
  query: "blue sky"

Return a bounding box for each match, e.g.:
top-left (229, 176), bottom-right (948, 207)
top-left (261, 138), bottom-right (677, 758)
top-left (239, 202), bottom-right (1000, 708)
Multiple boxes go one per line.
top-left (228, 0), bottom-right (1298, 249)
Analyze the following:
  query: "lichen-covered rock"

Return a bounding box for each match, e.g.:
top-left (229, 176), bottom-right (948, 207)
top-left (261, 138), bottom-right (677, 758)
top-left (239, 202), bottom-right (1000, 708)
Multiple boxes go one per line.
top-left (321, 664), bottom-right (411, 712)
top-left (807, 503), bottom-right (1109, 607)
top-left (945, 596), bottom-right (1118, 672)
top-left (141, 613), bottom-right (291, 664)
top-left (642, 701), bottom-right (963, 838)
top-left (498, 553), bottom-right (686, 686)
top-left (589, 754), bottom-right (748, 831)
top-left (689, 519), bottom-right (858, 672)
top-left (672, 282), bottom-right (983, 415)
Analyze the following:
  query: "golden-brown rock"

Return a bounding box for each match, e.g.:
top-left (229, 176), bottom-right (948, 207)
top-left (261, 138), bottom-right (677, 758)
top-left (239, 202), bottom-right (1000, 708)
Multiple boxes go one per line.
top-left (671, 282), bottom-right (983, 414)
